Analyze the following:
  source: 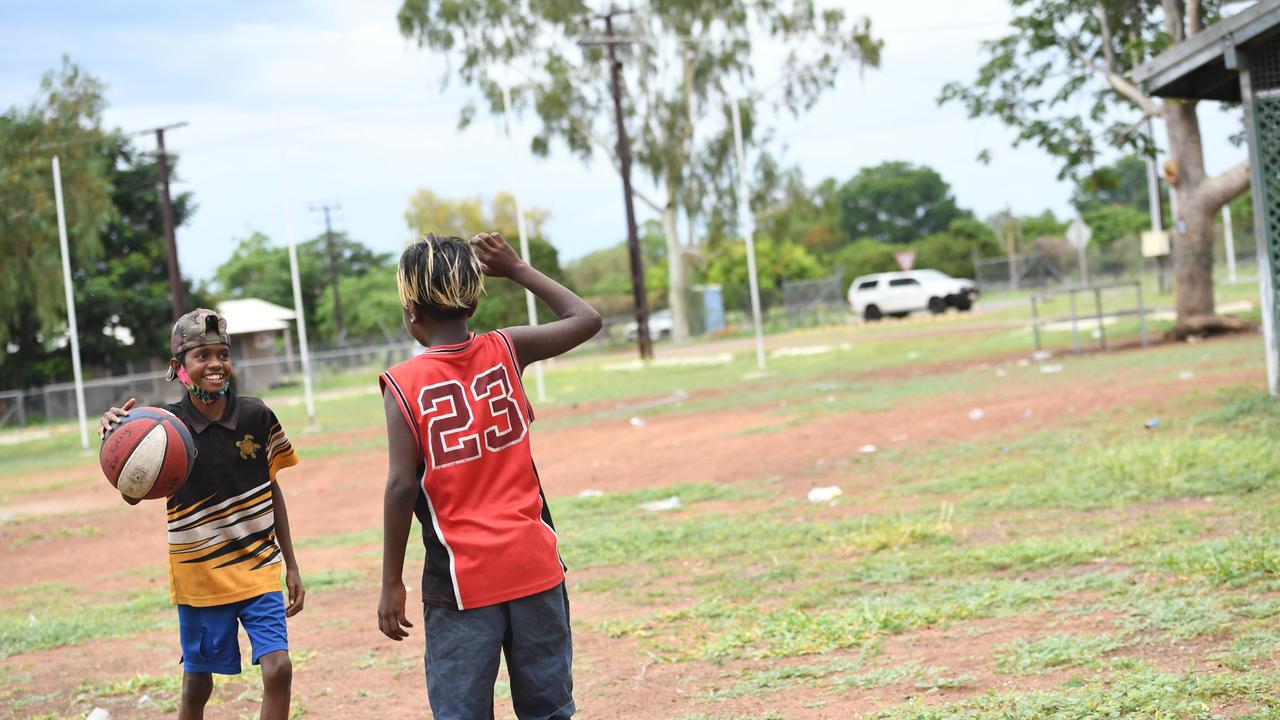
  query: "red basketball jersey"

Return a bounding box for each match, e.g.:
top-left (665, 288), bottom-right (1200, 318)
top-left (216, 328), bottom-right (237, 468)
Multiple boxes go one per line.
top-left (380, 330), bottom-right (563, 610)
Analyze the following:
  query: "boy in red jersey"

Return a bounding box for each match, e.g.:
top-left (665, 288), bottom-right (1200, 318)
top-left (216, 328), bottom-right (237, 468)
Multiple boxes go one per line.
top-left (377, 231), bottom-right (601, 719)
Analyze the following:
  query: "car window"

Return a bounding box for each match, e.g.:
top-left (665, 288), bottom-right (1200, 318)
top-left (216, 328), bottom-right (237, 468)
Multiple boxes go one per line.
top-left (857, 280), bottom-right (878, 290)
top-left (888, 278), bottom-right (920, 287)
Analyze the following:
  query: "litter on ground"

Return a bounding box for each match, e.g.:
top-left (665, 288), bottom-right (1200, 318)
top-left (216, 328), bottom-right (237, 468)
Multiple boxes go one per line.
top-left (639, 496), bottom-right (681, 512)
top-left (807, 486), bottom-right (842, 503)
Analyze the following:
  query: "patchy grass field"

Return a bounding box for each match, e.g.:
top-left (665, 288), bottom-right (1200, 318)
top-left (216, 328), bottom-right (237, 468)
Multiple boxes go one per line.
top-left (1, 301), bottom-right (1278, 719)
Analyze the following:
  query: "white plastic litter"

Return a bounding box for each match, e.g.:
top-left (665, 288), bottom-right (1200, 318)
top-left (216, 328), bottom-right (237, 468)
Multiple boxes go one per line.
top-left (995, 368), bottom-right (1008, 377)
top-left (639, 496), bottom-right (681, 512)
top-left (859, 444), bottom-right (877, 454)
top-left (1017, 359), bottom-right (1031, 367)
top-left (138, 695), bottom-right (152, 706)
top-left (87, 710), bottom-right (111, 720)
top-left (807, 486), bottom-right (843, 503)
top-left (907, 351), bottom-right (921, 360)
top-left (968, 408), bottom-right (985, 421)
top-left (1179, 370), bottom-right (1195, 380)
top-left (1032, 350), bottom-right (1053, 361)
top-left (1040, 364), bottom-right (1064, 374)
top-left (578, 489), bottom-right (604, 498)
top-left (628, 416), bottom-right (645, 428)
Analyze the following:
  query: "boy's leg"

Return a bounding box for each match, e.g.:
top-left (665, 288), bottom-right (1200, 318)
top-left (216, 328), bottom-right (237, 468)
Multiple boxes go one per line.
top-left (424, 600), bottom-right (506, 720)
top-left (504, 583), bottom-right (574, 720)
top-left (176, 601), bottom-right (242, 720)
top-left (178, 672), bottom-right (213, 720)
top-left (237, 592), bottom-right (291, 720)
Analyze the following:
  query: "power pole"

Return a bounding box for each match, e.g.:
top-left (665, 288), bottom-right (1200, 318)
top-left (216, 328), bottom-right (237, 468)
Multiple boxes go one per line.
top-left (583, 8), bottom-right (653, 360)
top-left (309, 203), bottom-right (345, 342)
top-left (153, 123), bottom-right (188, 320)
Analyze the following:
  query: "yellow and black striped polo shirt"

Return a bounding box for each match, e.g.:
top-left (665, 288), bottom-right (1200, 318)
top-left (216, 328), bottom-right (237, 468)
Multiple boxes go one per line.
top-left (165, 389), bottom-right (298, 607)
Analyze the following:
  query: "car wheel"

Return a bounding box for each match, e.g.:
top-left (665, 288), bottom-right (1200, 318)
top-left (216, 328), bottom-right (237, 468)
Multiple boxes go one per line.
top-left (928, 297), bottom-right (947, 314)
top-left (955, 298), bottom-right (973, 312)
top-left (863, 305), bottom-right (882, 322)
top-left (658, 329), bottom-right (671, 341)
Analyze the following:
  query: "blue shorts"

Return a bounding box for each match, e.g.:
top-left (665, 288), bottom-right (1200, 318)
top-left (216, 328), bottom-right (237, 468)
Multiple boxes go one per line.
top-left (177, 592), bottom-right (288, 675)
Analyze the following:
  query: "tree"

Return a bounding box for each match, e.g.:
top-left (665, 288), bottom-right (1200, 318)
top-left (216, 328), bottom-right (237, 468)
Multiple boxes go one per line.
top-left (0, 58), bottom-right (115, 387)
top-left (403, 189), bottom-right (569, 330)
top-left (396, 0), bottom-right (881, 340)
top-left (915, 219), bottom-right (1002, 279)
top-left (73, 138), bottom-right (207, 373)
top-left (837, 162), bottom-right (968, 245)
top-left (939, 1), bottom-right (1249, 333)
top-left (214, 231), bottom-right (388, 343)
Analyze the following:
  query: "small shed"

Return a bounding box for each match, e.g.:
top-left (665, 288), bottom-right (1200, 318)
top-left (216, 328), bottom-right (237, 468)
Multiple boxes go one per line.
top-left (217, 298), bottom-right (298, 394)
top-left (1133, 1), bottom-right (1280, 396)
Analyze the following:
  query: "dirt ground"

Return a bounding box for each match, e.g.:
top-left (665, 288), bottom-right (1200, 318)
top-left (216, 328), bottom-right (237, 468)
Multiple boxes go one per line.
top-left (0, 336), bottom-right (1266, 719)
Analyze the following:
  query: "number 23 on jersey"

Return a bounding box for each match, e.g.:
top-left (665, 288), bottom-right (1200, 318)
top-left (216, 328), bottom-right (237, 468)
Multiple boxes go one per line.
top-left (418, 363), bottom-right (528, 469)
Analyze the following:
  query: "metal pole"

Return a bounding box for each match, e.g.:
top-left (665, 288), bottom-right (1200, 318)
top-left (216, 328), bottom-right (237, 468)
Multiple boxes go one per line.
top-left (1239, 60), bottom-right (1279, 396)
top-left (274, 131), bottom-right (316, 424)
top-left (1069, 290), bottom-right (1081, 355)
top-left (602, 13), bottom-right (653, 360)
top-left (155, 127), bottom-right (185, 320)
top-left (1223, 204), bottom-right (1238, 284)
top-left (1136, 280), bottom-right (1148, 348)
top-left (1094, 286), bottom-right (1107, 351)
top-left (501, 83), bottom-right (547, 401)
top-left (729, 98), bottom-right (767, 371)
top-left (51, 156), bottom-right (89, 449)
top-left (1031, 295), bottom-right (1041, 352)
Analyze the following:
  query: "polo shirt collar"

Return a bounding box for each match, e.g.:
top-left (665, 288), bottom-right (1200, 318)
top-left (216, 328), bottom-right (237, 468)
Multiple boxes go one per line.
top-left (181, 387), bottom-right (238, 434)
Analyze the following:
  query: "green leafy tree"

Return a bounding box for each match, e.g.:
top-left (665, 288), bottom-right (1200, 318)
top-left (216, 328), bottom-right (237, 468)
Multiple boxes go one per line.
top-left (0, 58), bottom-right (115, 387)
top-left (915, 219), bottom-right (1002, 279)
top-left (397, 0), bottom-right (880, 340)
top-left (73, 139), bottom-right (207, 373)
top-left (403, 189), bottom-right (569, 330)
top-left (837, 162), bottom-right (968, 245)
top-left (214, 231), bottom-right (388, 343)
top-left (939, 1), bottom-right (1249, 332)
top-left (829, 238), bottom-right (897, 280)
top-left (704, 232), bottom-right (822, 313)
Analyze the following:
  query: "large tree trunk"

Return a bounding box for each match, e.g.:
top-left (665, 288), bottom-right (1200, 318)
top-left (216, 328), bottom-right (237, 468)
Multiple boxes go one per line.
top-left (661, 202), bottom-right (691, 341)
top-left (1163, 99), bottom-right (1217, 325)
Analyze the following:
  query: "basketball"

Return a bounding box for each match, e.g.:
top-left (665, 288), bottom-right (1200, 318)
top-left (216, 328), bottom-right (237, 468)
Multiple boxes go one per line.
top-left (99, 406), bottom-right (196, 500)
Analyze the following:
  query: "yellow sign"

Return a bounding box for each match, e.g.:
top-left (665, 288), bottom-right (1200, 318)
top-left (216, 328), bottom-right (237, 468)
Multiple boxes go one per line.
top-left (1141, 230), bottom-right (1170, 258)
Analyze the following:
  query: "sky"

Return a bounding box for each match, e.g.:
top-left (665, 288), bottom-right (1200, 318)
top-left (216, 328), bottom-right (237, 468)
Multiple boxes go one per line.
top-left (1, 0), bottom-right (1251, 285)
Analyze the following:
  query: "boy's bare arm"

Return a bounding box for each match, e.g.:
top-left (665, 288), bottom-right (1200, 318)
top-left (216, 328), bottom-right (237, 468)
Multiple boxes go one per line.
top-left (271, 481), bottom-right (305, 617)
top-left (471, 232), bottom-right (603, 369)
top-left (379, 387), bottom-right (419, 641)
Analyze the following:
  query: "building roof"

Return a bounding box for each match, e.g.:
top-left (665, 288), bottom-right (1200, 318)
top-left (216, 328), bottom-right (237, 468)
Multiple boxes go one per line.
top-left (1133, 1), bottom-right (1280, 101)
top-left (216, 298), bottom-right (297, 335)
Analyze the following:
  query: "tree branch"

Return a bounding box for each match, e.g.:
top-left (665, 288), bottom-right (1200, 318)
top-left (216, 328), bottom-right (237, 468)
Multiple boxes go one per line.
top-left (1068, 39), bottom-right (1163, 118)
top-left (1161, 0), bottom-right (1185, 42)
top-left (1193, 159), bottom-right (1250, 213)
top-left (1096, 6), bottom-right (1118, 72)
top-left (565, 114), bottom-right (663, 213)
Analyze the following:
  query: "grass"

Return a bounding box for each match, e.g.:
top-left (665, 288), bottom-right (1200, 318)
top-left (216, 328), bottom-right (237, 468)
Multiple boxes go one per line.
top-left (2, 315), bottom-right (1279, 716)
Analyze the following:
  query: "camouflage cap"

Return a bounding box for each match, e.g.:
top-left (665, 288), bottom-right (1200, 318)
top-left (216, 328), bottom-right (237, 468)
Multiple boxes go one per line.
top-left (170, 309), bottom-right (230, 357)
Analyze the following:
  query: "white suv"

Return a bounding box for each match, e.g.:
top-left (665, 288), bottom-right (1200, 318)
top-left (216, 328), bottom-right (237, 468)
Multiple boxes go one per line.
top-left (847, 269), bottom-right (978, 321)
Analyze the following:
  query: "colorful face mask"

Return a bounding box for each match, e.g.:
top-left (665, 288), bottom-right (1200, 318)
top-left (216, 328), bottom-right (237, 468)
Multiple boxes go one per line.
top-left (177, 366), bottom-right (231, 405)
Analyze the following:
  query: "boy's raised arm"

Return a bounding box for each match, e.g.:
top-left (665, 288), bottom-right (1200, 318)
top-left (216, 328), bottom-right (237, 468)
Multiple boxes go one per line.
top-left (470, 232), bottom-right (602, 369)
top-left (378, 387), bottom-right (419, 641)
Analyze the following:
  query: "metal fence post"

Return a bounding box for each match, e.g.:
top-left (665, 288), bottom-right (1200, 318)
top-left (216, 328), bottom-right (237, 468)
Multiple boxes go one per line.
top-left (1094, 286), bottom-right (1107, 351)
top-left (1136, 281), bottom-right (1149, 348)
top-left (1069, 290), bottom-right (1082, 355)
top-left (1031, 295), bottom-right (1042, 351)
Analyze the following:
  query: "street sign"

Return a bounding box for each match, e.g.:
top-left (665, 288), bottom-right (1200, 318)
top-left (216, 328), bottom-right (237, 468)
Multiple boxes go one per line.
top-left (895, 251), bottom-right (916, 271)
top-left (1067, 218), bottom-right (1093, 251)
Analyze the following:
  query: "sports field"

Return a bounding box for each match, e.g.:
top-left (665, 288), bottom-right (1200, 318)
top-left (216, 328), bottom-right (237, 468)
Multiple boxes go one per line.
top-left (3, 299), bottom-right (1280, 719)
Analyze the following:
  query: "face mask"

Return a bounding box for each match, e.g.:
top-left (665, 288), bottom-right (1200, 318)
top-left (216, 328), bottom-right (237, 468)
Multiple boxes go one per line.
top-left (177, 365), bottom-right (231, 405)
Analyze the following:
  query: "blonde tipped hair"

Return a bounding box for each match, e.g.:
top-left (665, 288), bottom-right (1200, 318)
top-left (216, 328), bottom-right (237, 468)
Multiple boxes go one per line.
top-left (397, 233), bottom-right (485, 319)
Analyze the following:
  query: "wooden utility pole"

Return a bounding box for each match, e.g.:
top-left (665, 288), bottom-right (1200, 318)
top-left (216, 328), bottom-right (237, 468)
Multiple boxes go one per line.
top-left (154, 123), bottom-right (188, 320)
top-left (309, 203), bottom-right (345, 342)
top-left (584, 8), bottom-right (652, 359)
